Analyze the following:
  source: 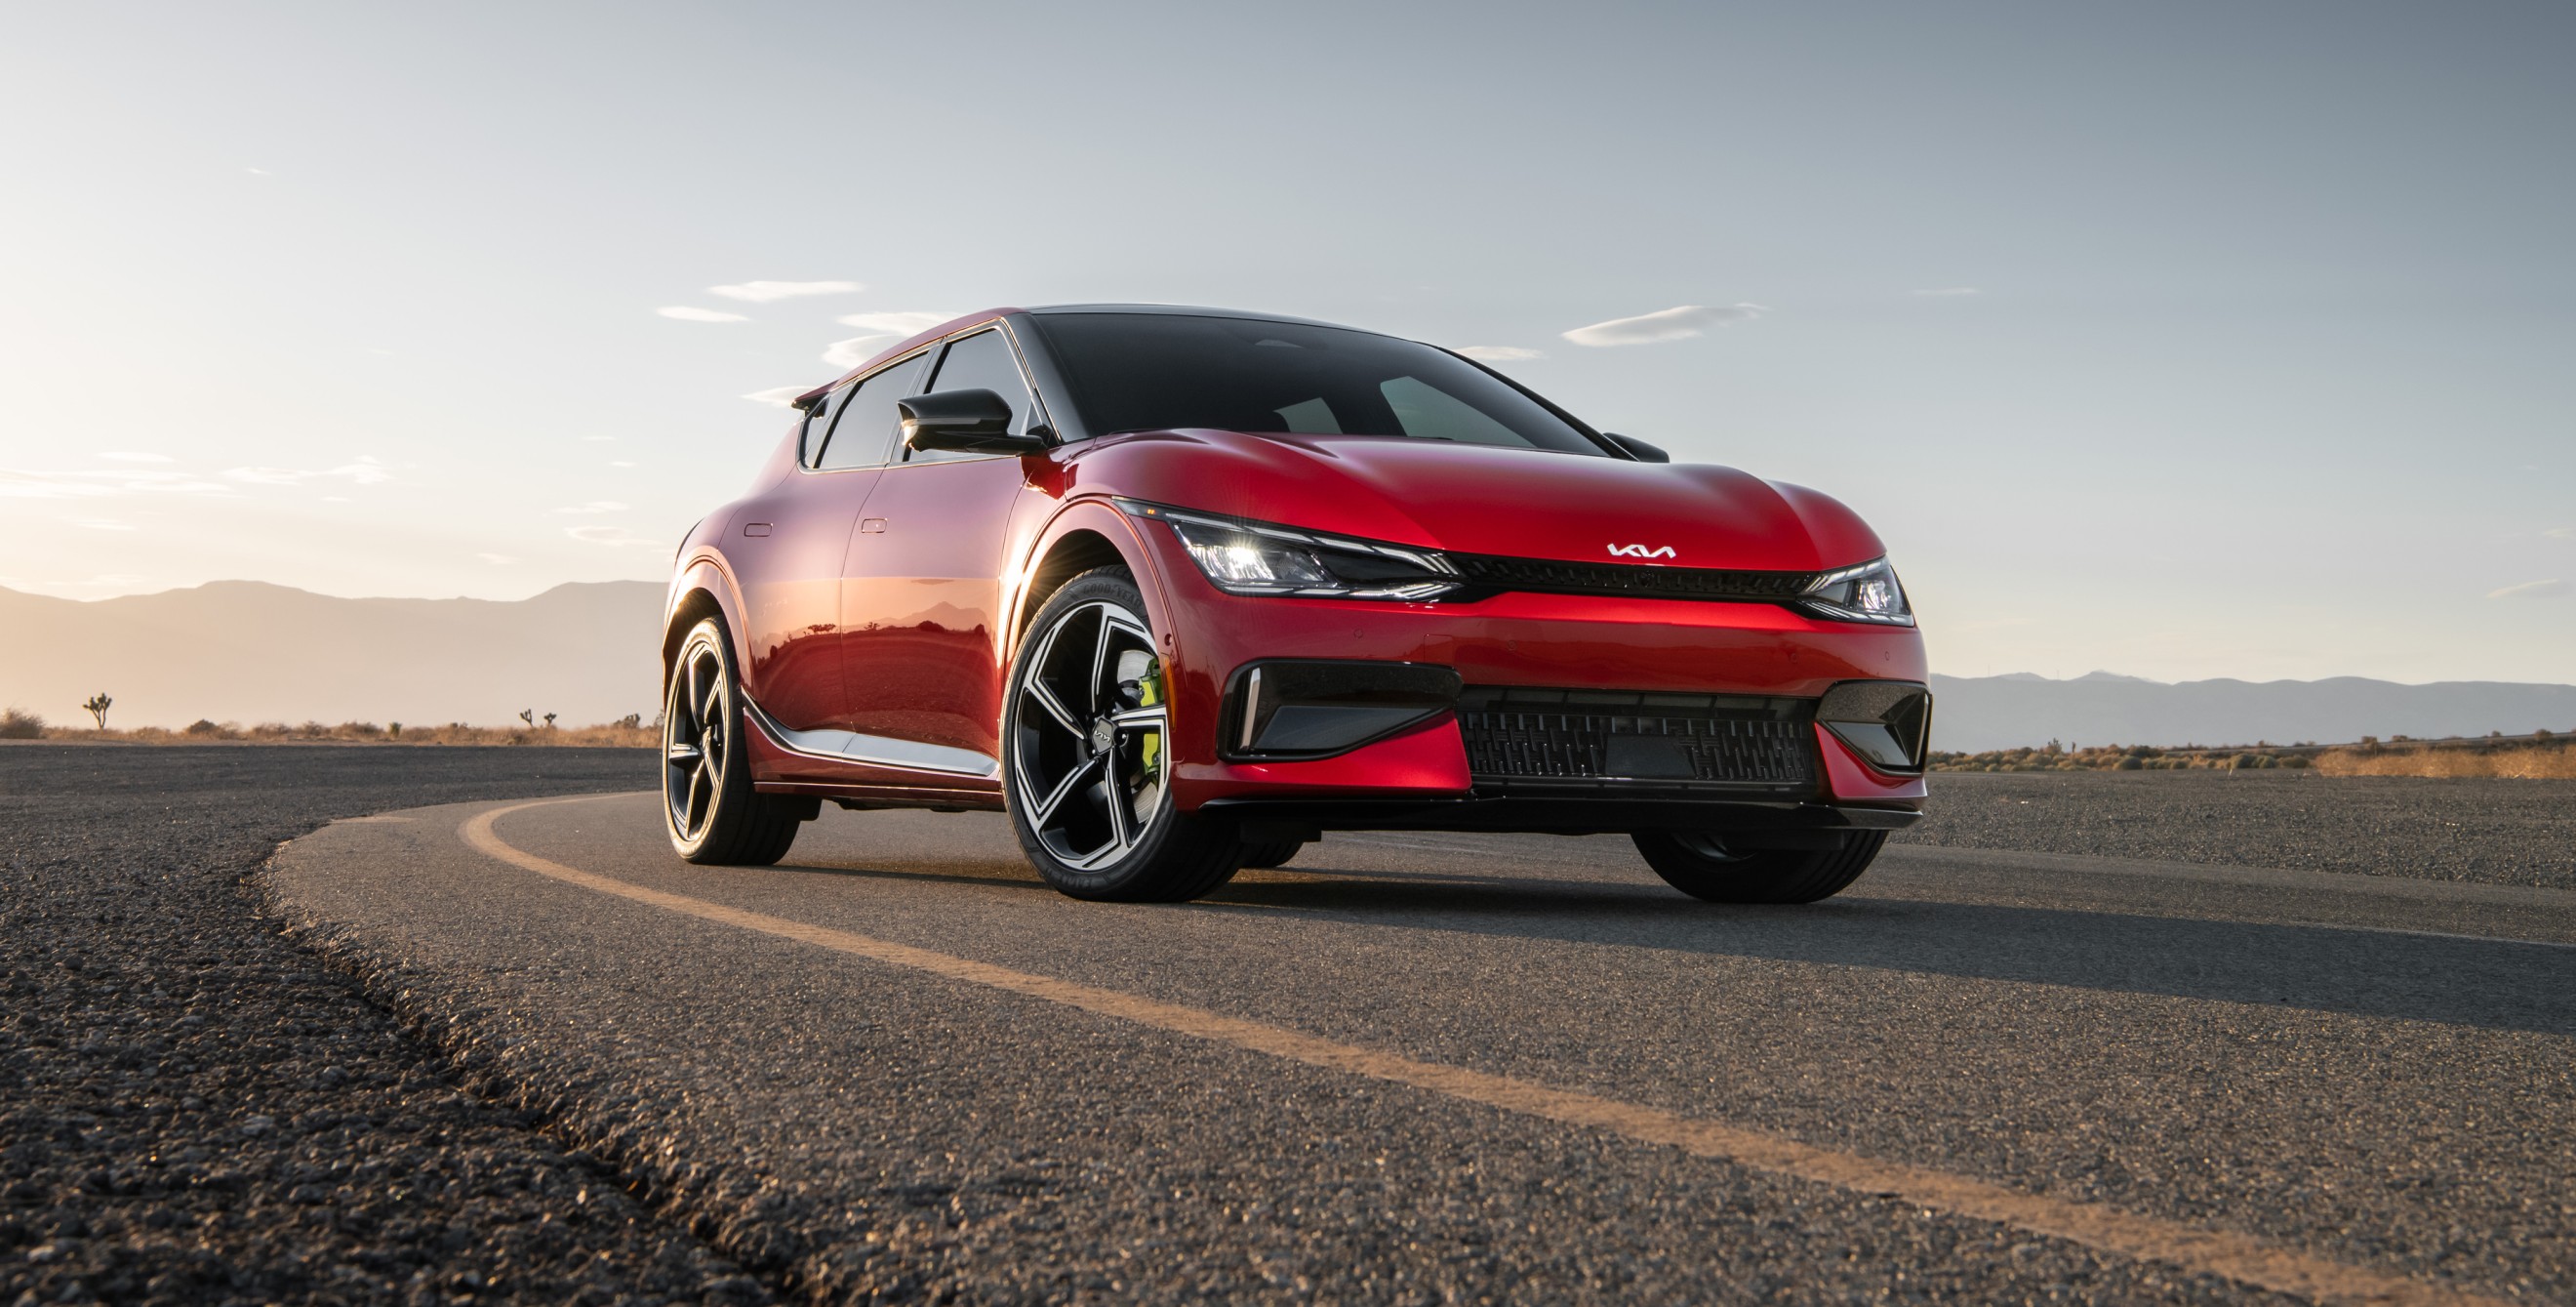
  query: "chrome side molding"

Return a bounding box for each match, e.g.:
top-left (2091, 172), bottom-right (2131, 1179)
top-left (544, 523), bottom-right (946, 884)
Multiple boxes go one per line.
top-left (741, 697), bottom-right (1001, 780)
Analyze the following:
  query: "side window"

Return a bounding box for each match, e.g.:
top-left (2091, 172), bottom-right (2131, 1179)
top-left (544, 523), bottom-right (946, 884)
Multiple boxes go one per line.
top-left (799, 385), bottom-right (852, 468)
top-left (816, 353), bottom-right (928, 470)
top-left (908, 329), bottom-right (1033, 464)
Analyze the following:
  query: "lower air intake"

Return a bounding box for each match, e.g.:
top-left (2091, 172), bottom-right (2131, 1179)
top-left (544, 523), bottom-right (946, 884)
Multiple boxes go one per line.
top-left (1457, 686), bottom-right (1815, 792)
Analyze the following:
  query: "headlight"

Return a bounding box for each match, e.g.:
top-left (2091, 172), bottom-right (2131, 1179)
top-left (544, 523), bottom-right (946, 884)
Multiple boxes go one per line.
top-left (1117, 500), bottom-right (1462, 600)
top-left (1797, 557), bottom-right (1912, 626)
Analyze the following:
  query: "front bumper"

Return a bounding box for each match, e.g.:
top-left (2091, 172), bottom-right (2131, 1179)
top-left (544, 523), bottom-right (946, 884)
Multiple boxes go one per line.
top-left (1133, 522), bottom-right (1930, 827)
top-left (1207, 793), bottom-right (1921, 838)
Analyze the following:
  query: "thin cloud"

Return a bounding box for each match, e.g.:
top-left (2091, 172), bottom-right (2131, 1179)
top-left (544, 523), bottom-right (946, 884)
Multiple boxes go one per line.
top-left (708, 280), bottom-right (864, 303)
top-left (609, 460), bottom-right (637, 469)
top-left (564, 524), bottom-right (664, 549)
top-left (98, 452), bottom-right (175, 464)
top-left (554, 500), bottom-right (629, 515)
top-left (1455, 346), bottom-right (1545, 362)
top-left (222, 459), bottom-right (395, 488)
top-left (823, 336), bottom-right (895, 368)
top-left (834, 310), bottom-right (957, 336)
top-left (0, 469), bottom-right (236, 500)
top-left (742, 385), bottom-right (810, 407)
top-left (2486, 579), bottom-right (2567, 599)
top-left (2547, 527), bottom-right (2573, 540)
top-left (1561, 304), bottom-right (1767, 347)
top-left (1911, 286), bottom-right (1982, 297)
top-left (70, 517), bottom-right (138, 531)
top-left (657, 306), bottom-right (749, 323)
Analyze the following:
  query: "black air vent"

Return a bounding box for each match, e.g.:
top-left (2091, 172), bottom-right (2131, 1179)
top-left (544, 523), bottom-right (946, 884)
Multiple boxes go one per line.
top-left (1457, 686), bottom-right (1816, 793)
top-left (1448, 554), bottom-right (1823, 602)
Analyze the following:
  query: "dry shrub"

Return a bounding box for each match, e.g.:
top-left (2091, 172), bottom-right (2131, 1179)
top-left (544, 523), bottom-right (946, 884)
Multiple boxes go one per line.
top-left (28, 719), bottom-right (658, 748)
top-left (2314, 746), bottom-right (2576, 780)
top-left (0, 708), bottom-right (43, 740)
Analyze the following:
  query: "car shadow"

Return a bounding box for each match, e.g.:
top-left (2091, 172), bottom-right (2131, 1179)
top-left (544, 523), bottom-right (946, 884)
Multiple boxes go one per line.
top-left (1199, 866), bottom-right (2576, 1038)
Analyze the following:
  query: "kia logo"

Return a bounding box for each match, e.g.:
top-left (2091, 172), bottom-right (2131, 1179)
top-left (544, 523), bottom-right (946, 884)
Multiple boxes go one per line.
top-left (1607, 544), bottom-right (1675, 559)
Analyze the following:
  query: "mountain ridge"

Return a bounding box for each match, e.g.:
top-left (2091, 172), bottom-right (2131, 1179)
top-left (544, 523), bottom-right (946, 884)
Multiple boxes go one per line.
top-left (6, 582), bottom-right (2571, 746)
top-left (0, 580), bottom-right (667, 729)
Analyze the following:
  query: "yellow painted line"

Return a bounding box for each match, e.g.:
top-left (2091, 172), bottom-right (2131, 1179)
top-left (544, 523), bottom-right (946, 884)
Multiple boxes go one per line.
top-left (461, 796), bottom-right (2503, 1307)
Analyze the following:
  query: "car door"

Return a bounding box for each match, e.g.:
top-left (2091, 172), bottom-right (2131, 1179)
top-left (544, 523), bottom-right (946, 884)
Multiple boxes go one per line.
top-left (837, 323), bottom-right (1052, 774)
top-left (725, 352), bottom-right (924, 737)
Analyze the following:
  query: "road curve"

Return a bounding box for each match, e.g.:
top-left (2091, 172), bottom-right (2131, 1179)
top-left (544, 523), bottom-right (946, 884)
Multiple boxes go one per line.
top-left (269, 793), bottom-right (2576, 1304)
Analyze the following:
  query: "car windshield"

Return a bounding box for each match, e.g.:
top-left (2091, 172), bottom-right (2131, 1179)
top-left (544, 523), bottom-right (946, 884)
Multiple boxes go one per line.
top-left (1027, 312), bottom-right (1609, 455)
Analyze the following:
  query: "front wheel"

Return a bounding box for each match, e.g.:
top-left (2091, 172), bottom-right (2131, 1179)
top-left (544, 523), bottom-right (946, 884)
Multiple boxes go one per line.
top-left (1003, 569), bottom-right (1244, 902)
top-left (1630, 830), bottom-right (1887, 903)
top-left (664, 617), bottom-right (803, 866)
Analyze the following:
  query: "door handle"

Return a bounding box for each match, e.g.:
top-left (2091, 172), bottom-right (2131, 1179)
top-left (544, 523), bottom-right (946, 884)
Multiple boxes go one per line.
top-left (743, 522), bottom-right (772, 537)
top-left (859, 518), bottom-right (887, 533)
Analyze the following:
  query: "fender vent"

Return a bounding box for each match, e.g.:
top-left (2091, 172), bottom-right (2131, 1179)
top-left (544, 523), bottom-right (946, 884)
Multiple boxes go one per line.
top-left (1457, 686), bottom-right (1815, 792)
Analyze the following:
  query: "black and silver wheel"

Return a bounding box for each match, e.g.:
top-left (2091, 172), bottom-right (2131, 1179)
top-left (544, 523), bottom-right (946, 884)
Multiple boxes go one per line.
top-left (1003, 568), bottom-right (1243, 902)
top-left (664, 616), bottom-right (802, 866)
top-left (1630, 829), bottom-right (1887, 904)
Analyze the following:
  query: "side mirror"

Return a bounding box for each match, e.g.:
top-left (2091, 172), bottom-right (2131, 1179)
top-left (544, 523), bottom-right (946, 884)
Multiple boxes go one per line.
top-left (900, 389), bottom-right (1050, 455)
top-left (1603, 432), bottom-right (1670, 463)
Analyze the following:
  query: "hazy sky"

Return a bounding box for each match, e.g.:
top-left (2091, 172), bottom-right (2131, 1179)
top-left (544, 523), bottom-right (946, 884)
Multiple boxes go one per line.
top-left (3, 1), bottom-right (2569, 684)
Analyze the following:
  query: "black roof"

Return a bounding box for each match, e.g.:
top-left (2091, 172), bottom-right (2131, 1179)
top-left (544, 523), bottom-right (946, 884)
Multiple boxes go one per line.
top-left (1025, 304), bottom-right (1360, 332)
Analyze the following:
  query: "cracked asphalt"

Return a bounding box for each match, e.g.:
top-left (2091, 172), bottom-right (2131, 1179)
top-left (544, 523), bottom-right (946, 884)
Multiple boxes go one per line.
top-left (8, 748), bottom-right (2572, 1304)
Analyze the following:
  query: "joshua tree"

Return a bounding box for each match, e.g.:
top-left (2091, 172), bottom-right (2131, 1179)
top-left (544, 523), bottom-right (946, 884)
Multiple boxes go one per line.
top-left (543, 713), bottom-right (557, 729)
top-left (518, 709), bottom-right (535, 726)
top-left (82, 693), bottom-right (112, 729)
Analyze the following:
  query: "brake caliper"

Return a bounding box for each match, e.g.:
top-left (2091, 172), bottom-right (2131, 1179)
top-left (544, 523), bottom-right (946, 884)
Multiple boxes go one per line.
top-left (1135, 656), bottom-right (1164, 784)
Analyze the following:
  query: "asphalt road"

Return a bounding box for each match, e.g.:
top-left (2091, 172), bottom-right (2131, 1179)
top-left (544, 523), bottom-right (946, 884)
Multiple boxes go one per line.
top-left (269, 790), bottom-right (2576, 1305)
top-left (0, 746), bottom-right (764, 1307)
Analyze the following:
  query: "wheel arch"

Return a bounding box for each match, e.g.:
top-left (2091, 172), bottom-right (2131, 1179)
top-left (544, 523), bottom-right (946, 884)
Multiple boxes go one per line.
top-left (1009, 501), bottom-right (1177, 662)
top-left (662, 556), bottom-right (750, 696)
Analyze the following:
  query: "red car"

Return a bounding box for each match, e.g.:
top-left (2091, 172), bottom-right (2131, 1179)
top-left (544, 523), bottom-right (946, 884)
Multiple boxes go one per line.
top-left (662, 306), bottom-right (1928, 903)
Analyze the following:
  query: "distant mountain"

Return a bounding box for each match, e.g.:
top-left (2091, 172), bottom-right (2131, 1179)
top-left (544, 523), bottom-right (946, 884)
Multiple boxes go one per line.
top-left (0, 581), bottom-right (664, 729)
top-left (10, 581), bottom-right (2571, 749)
top-left (1929, 672), bottom-right (2576, 753)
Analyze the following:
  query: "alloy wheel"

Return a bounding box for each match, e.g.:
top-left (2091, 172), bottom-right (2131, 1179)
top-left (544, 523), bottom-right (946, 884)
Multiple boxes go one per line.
top-left (1011, 599), bottom-right (1169, 870)
top-left (664, 637), bottom-right (730, 842)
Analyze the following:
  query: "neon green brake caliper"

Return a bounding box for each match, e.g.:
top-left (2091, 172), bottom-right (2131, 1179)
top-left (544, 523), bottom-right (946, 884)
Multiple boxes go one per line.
top-left (1137, 656), bottom-right (1164, 783)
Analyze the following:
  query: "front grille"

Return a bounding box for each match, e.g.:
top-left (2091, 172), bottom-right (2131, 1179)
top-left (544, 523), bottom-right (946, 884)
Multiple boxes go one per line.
top-left (1448, 553), bottom-right (1823, 603)
top-left (1457, 686), bottom-right (1815, 792)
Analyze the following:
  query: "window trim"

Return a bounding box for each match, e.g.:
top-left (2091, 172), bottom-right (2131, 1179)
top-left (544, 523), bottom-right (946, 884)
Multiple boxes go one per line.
top-left (805, 347), bottom-right (934, 472)
top-left (800, 315), bottom-right (1064, 474)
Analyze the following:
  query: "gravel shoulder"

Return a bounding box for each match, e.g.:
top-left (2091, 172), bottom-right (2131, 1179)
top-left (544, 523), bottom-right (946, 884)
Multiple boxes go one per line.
top-left (0, 746), bottom-right (766, 1307)
top-left (1896, 769), bottom-right (2576, 889)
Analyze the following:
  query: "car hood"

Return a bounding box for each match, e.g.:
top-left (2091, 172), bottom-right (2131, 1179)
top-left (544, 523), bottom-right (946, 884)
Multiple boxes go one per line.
top-left (1069, 429), bottom-right (1885, 573)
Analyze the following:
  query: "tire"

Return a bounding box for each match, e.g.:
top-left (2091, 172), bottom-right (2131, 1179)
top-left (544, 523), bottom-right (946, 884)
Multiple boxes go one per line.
top-left (1630, 829), bottom-right (1887, 904)
top-left (663, 616), bottom-right (803, 866)
top-left (1236, 837), bottom-right (1309, 870)
top-left (1002, 568), bottom-right (1243, 902)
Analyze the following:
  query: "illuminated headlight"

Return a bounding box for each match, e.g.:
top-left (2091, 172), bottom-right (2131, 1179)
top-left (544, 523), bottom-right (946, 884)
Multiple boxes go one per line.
top-left (1118, 500), bottom-right (1462, 600)
top-left (1797, 557), bottom-right (1913, 626)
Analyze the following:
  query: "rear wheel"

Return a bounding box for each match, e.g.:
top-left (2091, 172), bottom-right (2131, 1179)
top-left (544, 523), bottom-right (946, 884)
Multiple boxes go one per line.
top-left (664, 617), bottom-right (802, 866)
top-left (1004, 569), bottom-right (1244, 902)
top-left (1630, 830), bottom-right (1887, 903)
